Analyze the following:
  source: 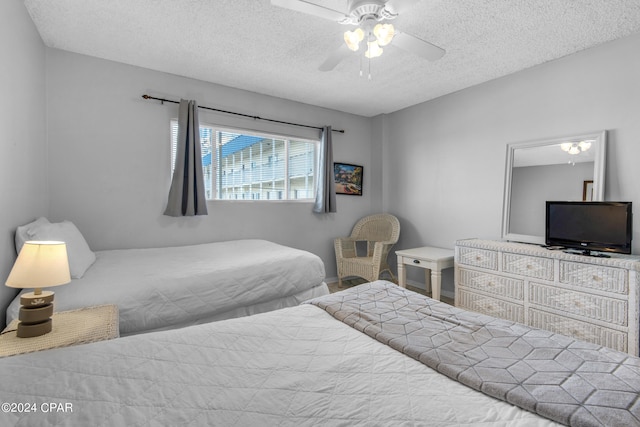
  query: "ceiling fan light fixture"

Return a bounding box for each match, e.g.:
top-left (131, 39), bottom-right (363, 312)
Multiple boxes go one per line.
top-left (271, 0), bottom-right (446, 73)
top-left (365, 40), bottom-right (383, 58)
top-left (561, 140), bottom-right (592, 155)
top-left (344, 28), bottom-right (365, 51)
top-left (373, 23), bottom-right (395, 46)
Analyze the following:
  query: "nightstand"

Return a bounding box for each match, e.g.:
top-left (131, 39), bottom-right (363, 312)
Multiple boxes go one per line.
top-left (396, 246), bottom-right (455, 302)
top-left (0, 304), bottom-right (119, 357)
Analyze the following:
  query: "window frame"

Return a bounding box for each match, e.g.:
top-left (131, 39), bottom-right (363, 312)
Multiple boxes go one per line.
top-left (170, 120), bottom-right (319, 202)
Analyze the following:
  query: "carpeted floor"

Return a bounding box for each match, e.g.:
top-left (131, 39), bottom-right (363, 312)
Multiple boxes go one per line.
top-left (327, 278), bottom-right (454, 305)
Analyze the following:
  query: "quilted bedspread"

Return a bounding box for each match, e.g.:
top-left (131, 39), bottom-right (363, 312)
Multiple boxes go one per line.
top-left (0, 298), bottom-right (557, 426)
top-left (307, 281), bottom-right (640, 427)
top-left (6, 239), bottom-right (327, 335)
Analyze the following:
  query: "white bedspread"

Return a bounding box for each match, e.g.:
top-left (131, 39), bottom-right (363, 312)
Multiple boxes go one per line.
top-left (0, 304), bottom-right (558, 426)
top-left (6, 239), bottom-right (326, 335)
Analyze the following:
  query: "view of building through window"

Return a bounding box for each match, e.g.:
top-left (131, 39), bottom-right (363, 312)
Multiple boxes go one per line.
top-left (171, 122), bottom-right (318, 201)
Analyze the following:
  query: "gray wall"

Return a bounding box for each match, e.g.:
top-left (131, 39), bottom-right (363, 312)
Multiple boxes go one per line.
top-left (382, 32), bottom-right (640, 297)
top-left (0, 0), bottom-right (48, 328)
top-left (44, 49), bottom-right (380, 282)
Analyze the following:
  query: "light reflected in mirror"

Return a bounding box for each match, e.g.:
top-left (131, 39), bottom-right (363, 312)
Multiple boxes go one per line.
top-left (502, 131), bottom-right (607, 245)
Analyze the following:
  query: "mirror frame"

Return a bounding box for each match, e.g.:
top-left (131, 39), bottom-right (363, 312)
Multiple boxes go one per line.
top-left (501, 130), bottom-right (607, 245)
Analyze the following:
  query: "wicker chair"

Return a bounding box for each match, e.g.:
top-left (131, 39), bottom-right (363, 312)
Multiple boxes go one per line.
top-left (334, 214), bottom-right (400, 287)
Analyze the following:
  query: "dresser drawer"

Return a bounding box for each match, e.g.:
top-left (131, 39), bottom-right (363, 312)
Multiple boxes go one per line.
top-left (457, 289), bottom-right (524, 323)
top-left (458, 269), bottom-right (524, 300)
top-left (528, 308), bottom-right (627, 352)
top-left (559, 261), bottom-right (628, 294)
top-left (457, 247), bottom-right (498, 270)
top-left (530, 282), bottom-right (627, 326)
top-left (502, 253), bottom-right (554, 280)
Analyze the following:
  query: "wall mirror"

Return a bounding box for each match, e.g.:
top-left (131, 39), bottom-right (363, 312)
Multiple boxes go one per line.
top-left (502, 130), bottom-right (607, 245)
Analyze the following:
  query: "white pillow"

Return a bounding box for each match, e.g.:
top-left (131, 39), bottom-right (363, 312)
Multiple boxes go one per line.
top-left (27, 221), bottom-right (96, 279)
top-left (15, 217), bottom-right (50, 255)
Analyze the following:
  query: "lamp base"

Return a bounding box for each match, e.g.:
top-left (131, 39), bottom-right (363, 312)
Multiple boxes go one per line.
top-left (17, 319), bottom-right (52, 338)
top-left (17, 291), bottom-right (55, 338)
top-left (20, 290), bottom-right (54, 308)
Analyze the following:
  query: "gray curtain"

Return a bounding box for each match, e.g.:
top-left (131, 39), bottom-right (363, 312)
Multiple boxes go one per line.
top-left (164, 99), bottom-right (208, 217)
top-left (313, 126), bottom-right (337, 213)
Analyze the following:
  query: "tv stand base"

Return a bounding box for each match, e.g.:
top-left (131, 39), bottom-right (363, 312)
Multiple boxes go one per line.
top-left (563, 249), bottom-right (610, 258)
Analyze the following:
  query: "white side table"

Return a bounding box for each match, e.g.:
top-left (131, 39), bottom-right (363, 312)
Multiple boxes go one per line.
top-left (396, 246), bottom-right (455, 301)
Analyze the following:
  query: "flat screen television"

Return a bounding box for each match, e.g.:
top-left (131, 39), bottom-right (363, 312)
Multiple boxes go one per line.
top-left (545, 201), bottom-right (632, 256)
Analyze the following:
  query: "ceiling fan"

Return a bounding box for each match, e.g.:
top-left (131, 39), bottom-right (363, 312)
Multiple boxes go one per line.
top-left (270, 0), bottom-right (445, 72)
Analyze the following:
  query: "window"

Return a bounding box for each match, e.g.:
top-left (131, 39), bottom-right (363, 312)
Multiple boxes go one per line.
top-left (171, 122), bottom-right (318, 201)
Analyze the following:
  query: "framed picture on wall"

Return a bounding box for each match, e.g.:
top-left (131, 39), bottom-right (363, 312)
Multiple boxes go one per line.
top-left (334, 163), bottom-right (363, 196)
top-left (583, 180), bottom-right (594, 201)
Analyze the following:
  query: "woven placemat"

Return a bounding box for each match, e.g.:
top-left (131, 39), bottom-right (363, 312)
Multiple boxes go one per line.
top-left (0, 304), bottom-right (119, 357)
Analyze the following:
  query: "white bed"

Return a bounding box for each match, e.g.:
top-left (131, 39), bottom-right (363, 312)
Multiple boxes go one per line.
top-left (7, 221), bottom-right (328, 335)
top-left (3, 281), bottom-right (639, 426)
top-left (0, 295), bottom-right (558, 426)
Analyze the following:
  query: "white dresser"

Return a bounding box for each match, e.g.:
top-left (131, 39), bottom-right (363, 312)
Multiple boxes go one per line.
top-left (454, 239), bottom-right (640, 355)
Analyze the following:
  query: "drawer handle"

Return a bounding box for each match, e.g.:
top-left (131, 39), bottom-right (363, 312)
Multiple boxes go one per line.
top-left (413, 259), bottom-right (420, 264)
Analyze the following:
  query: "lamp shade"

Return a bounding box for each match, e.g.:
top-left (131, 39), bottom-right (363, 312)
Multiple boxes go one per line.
top-left (344, 28), bottom-right (364, 51)
top-left (579, 140), bottom-right (592, 151)
top-left (560, 142), bottom-right (573, 152)
top-left (365, 40), bottom-right (383, 58)
top-left (373, 23), bottom-right (395, 46)
top-left (5, 241), bottom-right (71, 289)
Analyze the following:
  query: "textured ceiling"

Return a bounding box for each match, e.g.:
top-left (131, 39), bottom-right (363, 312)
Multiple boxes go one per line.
top-left (23, 0), bottom-right (640, 117)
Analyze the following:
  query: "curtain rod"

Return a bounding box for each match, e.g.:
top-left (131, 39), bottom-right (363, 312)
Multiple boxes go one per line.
top-left (141, 95), bottom-right (345, 134)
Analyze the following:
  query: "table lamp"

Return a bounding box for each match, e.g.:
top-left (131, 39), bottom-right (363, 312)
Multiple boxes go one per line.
top-left (5, 241), bottom-right (71, 338)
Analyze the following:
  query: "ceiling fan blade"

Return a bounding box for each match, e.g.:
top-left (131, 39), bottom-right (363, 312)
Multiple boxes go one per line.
top-left (270, 0), bottom-right (347, 22)
top-left (393, 31), bottom-right (445, 61)
top-left (385, 0), bottom-right (423, 15)
top-left (318, 44), bottom-right (352, 71)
